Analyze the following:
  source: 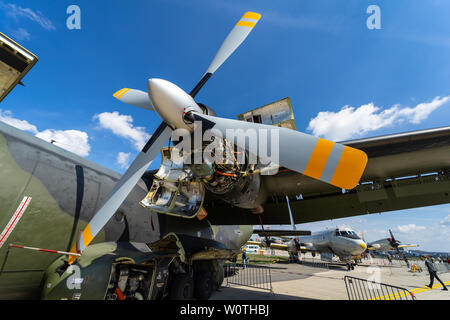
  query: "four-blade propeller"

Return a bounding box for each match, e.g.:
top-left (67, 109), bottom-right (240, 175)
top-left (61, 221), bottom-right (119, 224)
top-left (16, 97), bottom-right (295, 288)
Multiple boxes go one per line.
top-left (192, 112), bottom-right (367, 189)
top-left (68, 11), bottom-right (264, 264)
top-left (388, 229), bottom-right (402, 253)
top-left (68, 11), bottom-right (368, 264)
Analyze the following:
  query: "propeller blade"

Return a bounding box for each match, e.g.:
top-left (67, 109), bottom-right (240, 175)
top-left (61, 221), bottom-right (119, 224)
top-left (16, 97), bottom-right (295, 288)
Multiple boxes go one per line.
top-left (189, 11), bottom-right (261, 98)
top-left (388, 229), bottom-right (398, 247)
top-left (359, 231), bottom-right (365, 242)
top-left (192, 113), bottom-right (368, 190)
top-left (113, 88), bottom-right (155, 111)
top-left (68, 122), bottom-right (173, 264)
top-left (389, 229), bottom-right (395, 241)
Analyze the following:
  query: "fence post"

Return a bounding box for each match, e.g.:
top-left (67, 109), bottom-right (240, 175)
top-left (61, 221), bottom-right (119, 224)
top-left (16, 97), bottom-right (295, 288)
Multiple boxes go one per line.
top-left (223, 262), bottom-right (273, 293)
top-left (345, 275), bottom-right (415, 300)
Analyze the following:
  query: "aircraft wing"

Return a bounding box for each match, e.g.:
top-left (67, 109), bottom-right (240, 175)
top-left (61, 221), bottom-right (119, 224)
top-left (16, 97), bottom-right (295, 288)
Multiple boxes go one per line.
top-left (397, 244), bottom-right (419, 248)
top-left (205, 126), bottom-right (450, 225)
top-left (245, 240), bottom-right (290, 250)
top-left (298, 246), bottom-right (315, 252)
top-left (246, 240), bottom-right (264, 247)
top-left (252, 229), bottom-right (311, 237)
top-left (268, 242), bottom-right (314, 252)
top-left (367, 243), bottom-right (382, 250)
top-left (269, 242), bottom-right (289, 250)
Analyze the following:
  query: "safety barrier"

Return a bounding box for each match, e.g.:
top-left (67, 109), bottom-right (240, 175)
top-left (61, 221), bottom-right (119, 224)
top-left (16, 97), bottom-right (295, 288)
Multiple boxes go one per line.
top-left (298, 259), bottom-right (330, 269)
top-left (344, 275), bottom-right (416, 300)
top-left (360, 258), bottom-right (449, 273)
top-left (436, 262), bottom-right (450, 273)
top-left (223, 262), bottom-right (273, 293)
top-left (407, 261), bottom-right (449, 273)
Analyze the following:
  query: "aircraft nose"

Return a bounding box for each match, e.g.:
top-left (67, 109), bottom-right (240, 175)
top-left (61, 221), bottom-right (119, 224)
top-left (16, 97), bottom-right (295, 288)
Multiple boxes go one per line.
top-left (350, 241), bottom-right (366, 255)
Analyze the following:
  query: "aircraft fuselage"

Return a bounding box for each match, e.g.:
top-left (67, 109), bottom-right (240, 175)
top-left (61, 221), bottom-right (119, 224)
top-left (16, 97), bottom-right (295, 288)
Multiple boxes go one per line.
top-left (0, 121), bottom-right (252, 299)
top-left (290, 228), bottom-right (366, 262)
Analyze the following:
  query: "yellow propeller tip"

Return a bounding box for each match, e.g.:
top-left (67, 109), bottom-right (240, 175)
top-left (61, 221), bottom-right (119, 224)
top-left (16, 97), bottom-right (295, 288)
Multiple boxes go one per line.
top-left (331, 148), bottom-right (368, 190)
top-left (67, 244), bottom-right (79, 265)
top-left (242, 12), bottom-right (261, 21)
top-left (113, 88), bottom-right (130, 99)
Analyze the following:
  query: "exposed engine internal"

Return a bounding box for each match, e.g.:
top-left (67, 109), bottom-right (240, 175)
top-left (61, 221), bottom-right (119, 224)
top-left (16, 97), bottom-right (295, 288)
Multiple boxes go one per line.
top-left (106, 264), bottom-right (155, 300)
top-left (140, 134), bottom-right (272, 218)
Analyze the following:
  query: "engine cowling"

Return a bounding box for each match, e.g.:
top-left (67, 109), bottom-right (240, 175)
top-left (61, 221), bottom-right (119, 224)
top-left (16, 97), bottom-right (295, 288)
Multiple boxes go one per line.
top-left (140, 135), bottom-right (270, 217)
top-left (197, 103), bottom-right (216, 117)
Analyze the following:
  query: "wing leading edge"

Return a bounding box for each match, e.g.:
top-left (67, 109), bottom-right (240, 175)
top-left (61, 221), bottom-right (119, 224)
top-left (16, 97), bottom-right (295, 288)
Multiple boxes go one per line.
top-left (205, 126), bottom-right (450, 225)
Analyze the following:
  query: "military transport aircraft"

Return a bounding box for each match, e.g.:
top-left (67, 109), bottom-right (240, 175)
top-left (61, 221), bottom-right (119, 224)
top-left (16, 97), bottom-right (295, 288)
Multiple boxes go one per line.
top-left (367, 229), bottom-right (419, 253)
top-left (0, 11), bottom-right (450, 300)
top-left (250, 227), bottom-right (367, 270)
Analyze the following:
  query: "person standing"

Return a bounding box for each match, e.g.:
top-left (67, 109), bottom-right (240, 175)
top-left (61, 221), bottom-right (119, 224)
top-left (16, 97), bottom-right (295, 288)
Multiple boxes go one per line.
top-left (242, 250), bottom-right (247, 269)
top-left (403, 254), bottom-right (410, 268)
top-left (422, 256), bottom-right (448, 290)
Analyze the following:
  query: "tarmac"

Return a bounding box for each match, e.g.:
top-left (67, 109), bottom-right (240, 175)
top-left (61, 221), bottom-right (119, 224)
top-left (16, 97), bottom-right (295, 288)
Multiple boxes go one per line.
top-left (211, 253), bottom-right (450, 300)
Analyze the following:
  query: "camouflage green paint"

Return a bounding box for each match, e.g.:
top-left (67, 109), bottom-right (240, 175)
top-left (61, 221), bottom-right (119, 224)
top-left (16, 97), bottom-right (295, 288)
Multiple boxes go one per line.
top-left (42, 242), bottom-right (168, 300)
top-left (0, 122), bottom-right (254, 299)
top-left (0, 133), bottom-right (106, 298)
top-left (211, 225), bottom-right (253, 251)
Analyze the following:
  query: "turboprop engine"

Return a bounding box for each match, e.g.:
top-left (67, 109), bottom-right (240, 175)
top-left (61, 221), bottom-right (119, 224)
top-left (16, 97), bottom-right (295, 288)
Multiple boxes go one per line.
top-left (68, 11), bottom-right (367, 265)
top-left (139, 139), bottom-right (267, 219)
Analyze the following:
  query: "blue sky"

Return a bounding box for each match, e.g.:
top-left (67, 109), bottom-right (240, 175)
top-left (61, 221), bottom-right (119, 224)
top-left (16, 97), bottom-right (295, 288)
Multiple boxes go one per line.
top-left (1, 0), bottom-right (450, 251)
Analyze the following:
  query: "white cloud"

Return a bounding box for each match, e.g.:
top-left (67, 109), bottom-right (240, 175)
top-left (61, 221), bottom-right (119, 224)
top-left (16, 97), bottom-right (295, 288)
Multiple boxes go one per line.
top-left (93, 111), bottom-right (150, 150)
top-left (0, 2), bottom-right (55, 31)
top-left (117, 152), bottom-right (131, 169)
top-left (197, 0), bottom-right (340, 33)
top-left (397, 224), bottom-right (426, 233)
top-left (0, 109), bottom-right (91, 157)
top-left (10, 28), bottom-right (31, 41)
top-left (0, 109), bottom-right (38, 133)
top-left (35, 129), bottom-right (90, 157)
top-left (440, 214), bottom-right (450, 227)
top-left (307, 96), bottom-right (449, 141)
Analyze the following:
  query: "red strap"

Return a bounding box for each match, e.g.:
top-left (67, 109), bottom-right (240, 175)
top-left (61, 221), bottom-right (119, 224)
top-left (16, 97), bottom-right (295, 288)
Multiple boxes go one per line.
top-left (115, 287), bottom-right (126, 300)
